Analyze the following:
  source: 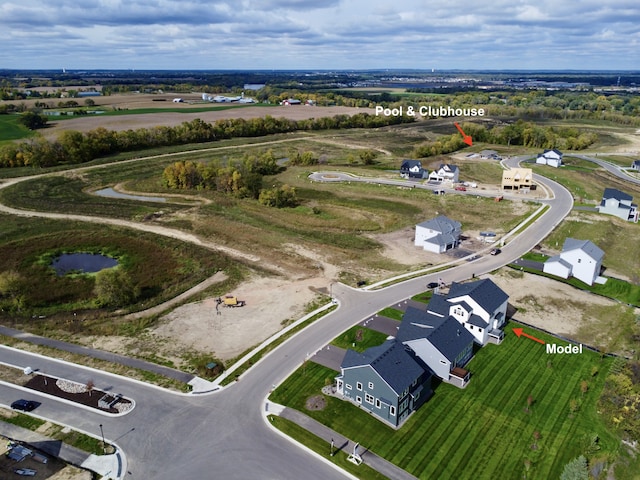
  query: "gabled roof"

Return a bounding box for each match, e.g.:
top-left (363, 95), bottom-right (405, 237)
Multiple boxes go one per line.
top-left (421, 316), bottom-right (475, 363)
top-left (632, 160), bottom-right (640, 167)
top-left (542, 148), bottom-right (563, 156)
top-left (398, 308), bottom-right (474, 363)
top-left (397, 306), bottom-right (445, 343)
top-left (467, 314), bottom-right (489, 328)
top-left (401, 159), bottom-right (422, 170)
top-left (341, 340), bottom-right (425, 395)
top-left (545, 254), bottom-right (572, 270)
top-left (424, 233), bottom-right (459, 248)
top-left (416, 215), bottom-right (461, 235)
top-left (602, 188), bottom-right (633, 202)
top-left (447, 278), bottom-right (509, 315)
top-left (562, 238), bottom-right (604, 262)
top-left (425, 294), bottom-right (449, 317)
top-left (438, 164), bottom-right (459, 173)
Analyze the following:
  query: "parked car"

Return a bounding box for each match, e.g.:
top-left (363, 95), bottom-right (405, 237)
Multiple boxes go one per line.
top-left (490, 248), bottom-right (502, 255)
top-left (11, 399), bottom-right (37, 412)
top-left (427, 282), bottom-right (439, 289)
top-left (14, 468), bottom-right (37, 476)
top-left (454, 185), bottom-right (467, 191)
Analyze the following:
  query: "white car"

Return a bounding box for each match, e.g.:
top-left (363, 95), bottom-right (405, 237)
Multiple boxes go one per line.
top-left (14, 469), bottom-right (37, 477)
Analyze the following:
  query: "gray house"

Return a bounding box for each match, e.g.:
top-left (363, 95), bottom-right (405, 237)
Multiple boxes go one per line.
top-left (631, 160), bottom-right (640, 171)
top-left (597, 188), bottom-right (639, 222)
top-left (335, 340), bottom-right (433, 428)
top-left (414, 215), bottom-right (462, 254)
top-left (400, 160), bottom-right (428, 179)
top-left (397, 307), bottom-right (475, 387)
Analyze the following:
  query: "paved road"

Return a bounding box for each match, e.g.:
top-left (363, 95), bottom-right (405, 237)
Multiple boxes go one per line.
top-left (573, 154), bottom-right (640, 186)
top-left (0, 155), bottom-right (575, 479)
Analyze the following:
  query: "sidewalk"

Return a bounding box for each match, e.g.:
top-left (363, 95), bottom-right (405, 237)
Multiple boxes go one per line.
top-left (0, 422), bottom-right (122, 479)
top-left (277, 406), bottom-right (418, 480)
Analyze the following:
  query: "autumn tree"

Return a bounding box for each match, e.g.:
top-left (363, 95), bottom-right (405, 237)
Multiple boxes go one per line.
top-left (93, 269), bottom-right (139, 308)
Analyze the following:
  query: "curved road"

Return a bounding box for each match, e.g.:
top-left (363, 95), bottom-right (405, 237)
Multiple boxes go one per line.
top-left (0, 155), bottom-right (574, 479)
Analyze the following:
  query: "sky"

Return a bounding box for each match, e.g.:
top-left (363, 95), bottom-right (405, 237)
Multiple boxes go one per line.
top-left (1, 0), bottom-right (639, 71)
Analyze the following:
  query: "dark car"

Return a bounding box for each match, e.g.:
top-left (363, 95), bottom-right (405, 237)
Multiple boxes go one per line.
top-left (490, 248), bottom-right (502, 256)
top-left (11, 400), bottom-right (38, 412)
top-left (427, 282), bottom-right (439, 289)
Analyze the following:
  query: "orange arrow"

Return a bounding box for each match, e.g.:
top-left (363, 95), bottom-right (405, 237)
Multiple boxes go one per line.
top-left (513, 328), bottom-right (545, 344)
top-left (454, 122), bottom-right (473, 146)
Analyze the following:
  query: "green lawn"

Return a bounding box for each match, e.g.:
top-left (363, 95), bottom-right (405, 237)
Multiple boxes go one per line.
top-left (0, 114), bottom-right (35, 143)
top-left (376, 307), bottom-right (404, 321)
top-left (331, 325), bottom-right (390, 353)
top-left (271, 322), bottom-right (619, 480)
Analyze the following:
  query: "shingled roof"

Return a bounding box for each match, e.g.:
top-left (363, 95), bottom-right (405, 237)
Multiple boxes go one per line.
top-left (341, 339), bottom-right (426, 395)
top-left (447, 278), bottom-right (508, 317)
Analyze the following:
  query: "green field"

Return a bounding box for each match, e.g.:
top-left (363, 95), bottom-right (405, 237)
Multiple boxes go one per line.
top-left (0, 114), bottom-right (34, 143)
top-left (331, 325), bottom-right (390, 352)
top-left (270, 323), bottom-right (619, 480)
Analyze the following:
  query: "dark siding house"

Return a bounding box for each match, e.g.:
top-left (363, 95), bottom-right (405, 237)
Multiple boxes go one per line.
top-left (336, 340), bottom-right (433, 428)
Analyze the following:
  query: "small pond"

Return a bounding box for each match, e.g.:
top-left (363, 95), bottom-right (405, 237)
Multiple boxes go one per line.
top-left (51, 253), bottom-right (119, 276)
top-left (94, 187), bottom-right (167, 203)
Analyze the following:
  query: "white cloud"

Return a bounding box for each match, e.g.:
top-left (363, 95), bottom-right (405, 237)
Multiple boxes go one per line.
top-left (0, 0), bottom-right (638, 69)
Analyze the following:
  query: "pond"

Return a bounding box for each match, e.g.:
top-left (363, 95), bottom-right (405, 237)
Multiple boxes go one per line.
top-left (94, 187), bottom-right (167, 203)
top-left (51, 253), bottom-right (119, 276)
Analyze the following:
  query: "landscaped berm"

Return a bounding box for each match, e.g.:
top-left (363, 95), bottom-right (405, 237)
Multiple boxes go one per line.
top-left (270, 323), bottom-right (619, 480)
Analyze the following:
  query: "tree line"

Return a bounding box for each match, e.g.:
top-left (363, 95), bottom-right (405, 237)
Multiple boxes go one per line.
top-left (0, 113), bottom-right (412, 169)
top-left (412, 120), bottom-right (598, 158)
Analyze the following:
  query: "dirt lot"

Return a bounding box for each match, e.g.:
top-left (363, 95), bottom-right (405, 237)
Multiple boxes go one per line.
top-left (138, 225), bottom-right (636, 363)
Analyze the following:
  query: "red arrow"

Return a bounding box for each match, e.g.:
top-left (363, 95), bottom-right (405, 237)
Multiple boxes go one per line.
top-left (513, 328), bottom-right (545, 345)
top-left (454, 122), bottom-right (473, 146)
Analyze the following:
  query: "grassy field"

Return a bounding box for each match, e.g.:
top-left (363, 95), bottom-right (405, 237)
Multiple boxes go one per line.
top-left (270, 322), bottom-right (620, 480)
top-left (0, 114), bottom-right (35, 143)
top-left (542, 210), bottom-right (640, 283)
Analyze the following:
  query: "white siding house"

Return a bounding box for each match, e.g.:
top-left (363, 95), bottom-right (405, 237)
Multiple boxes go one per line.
top-left (415, 216), bottom-right (462, 253)
top-left (536, 149), bottom-right (563, 168)
top-left (597, 188), bottom-right (639, 222)
top-left (543, 238), bottom-right (604, 286)
top-left (428, 164), bottom-right (459, 183)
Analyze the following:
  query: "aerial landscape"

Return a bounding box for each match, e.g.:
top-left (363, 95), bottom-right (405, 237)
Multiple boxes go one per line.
top-left (1, 1), bottom-right (640, 480)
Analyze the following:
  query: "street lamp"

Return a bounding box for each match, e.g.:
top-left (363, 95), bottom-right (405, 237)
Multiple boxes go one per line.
top-left (99, 424), bottom-right (106, 454)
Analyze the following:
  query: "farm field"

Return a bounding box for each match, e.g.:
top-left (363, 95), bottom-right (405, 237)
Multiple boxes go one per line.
top-left (270, 322), bottom-right (619, 480)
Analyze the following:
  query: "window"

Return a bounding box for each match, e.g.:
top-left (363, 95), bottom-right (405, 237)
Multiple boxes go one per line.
top-left (368, 382), bottom-right (374, 390)
top-left (356, 382), bottom-right (363, 391)
top-left (375, 399), bottom-right (381, 409)
top-left (390, 406), bottom-right (396, 416)
top-left (346, 383), bottom-right (352, 390)
top-left (440, 360), bottom-right (447, 365)
top-left (365, 394), bottom-right (374, 405)
top-left (356, 396), bottom-right (362, 404)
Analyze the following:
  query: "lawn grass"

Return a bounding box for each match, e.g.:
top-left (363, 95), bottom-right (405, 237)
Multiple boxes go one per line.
top-left (268, 415), bottom-right (389, 480)
top-left (331, 326), bottom-right (390, 353)
top-left (411, 291), bottom-right (433, 303)
top-left (2, 412), bottom-right (46, 431)
top-left (271, 322), bottom-right (620, 480)
top-left (0, 114), bottom-right (35, 143)
top-left (376, 307), bottom-right (404, 321)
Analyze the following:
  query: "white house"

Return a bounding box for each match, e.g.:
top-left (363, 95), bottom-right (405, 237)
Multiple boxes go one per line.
top-left (438, 279), bottom-right (509, 345)
top-left (536, 149), bottom-right (563, 168)
top-left (543, 238), bottom-right (604, 286)
top-left (415, 216), bottom-right (462, 253)
top-left (428, 164), bottom-right (459, 183)
top-left (400, 160), bottom-right (428, 179)
top-left (597, 188), bottom-right (639, 222)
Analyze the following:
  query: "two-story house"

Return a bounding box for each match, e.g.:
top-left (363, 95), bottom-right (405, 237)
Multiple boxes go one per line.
top-left (536, 149), bottom-right (563, 168)
top-left (414, 215), bottom-right (462, 254)
top-left (426, 278), bottom-right (509, 345)
top-left (400, 160), bottom-right (428, 179)
top-left (335, 340), bottom-right (433, 428)
top-left (597, 188), bottom-right (639, 222)
top-left (428, 164), bottom-right (459, 183)
top-left (543, 238), bottom-right (604, 286)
